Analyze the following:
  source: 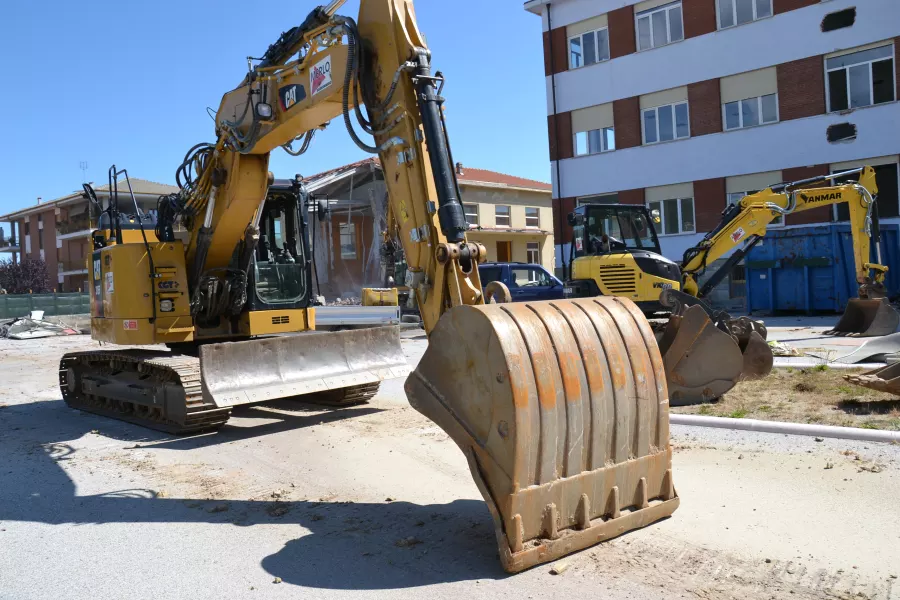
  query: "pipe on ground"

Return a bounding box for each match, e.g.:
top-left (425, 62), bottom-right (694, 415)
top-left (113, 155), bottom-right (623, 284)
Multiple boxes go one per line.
top-left (670, 414), bottom-right (900, 443)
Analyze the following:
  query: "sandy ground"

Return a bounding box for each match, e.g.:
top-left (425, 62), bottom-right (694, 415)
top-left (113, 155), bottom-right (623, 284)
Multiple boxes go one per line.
top-left (1, 333), bottom-right (899, 600)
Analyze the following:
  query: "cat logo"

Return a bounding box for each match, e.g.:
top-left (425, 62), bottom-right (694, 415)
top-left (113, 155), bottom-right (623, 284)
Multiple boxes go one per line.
top-left (806, 191), bottom-right (842, 203)
top-left (278, 84), bottom-right (306, 111)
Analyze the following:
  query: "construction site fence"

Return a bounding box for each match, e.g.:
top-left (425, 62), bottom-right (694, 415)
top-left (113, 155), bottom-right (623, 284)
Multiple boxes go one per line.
top-left (0, 293), bottom-right (90, 319)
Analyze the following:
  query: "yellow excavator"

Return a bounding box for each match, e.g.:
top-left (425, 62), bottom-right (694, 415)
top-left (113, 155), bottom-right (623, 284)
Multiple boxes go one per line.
top-left (565, 166), bottom-right (898, 404)
top-left (58, 0), bottom-right (678, 573)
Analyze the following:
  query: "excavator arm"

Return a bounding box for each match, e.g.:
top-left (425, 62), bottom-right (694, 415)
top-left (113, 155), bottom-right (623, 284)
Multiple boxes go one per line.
top-left (680, 166), bottom-right (885, 298)
top-left (158, 0), bottom-right (680, 572)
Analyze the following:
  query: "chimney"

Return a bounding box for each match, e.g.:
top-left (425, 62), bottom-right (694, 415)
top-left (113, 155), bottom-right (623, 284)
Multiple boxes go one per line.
top-left (37, 197), bottom-right (42, 204)
top-left (455, 162), bottom-right (464, 176)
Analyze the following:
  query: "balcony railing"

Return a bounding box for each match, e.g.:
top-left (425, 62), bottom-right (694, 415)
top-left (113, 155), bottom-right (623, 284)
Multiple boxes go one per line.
top-left (58, 259), bottom-right (89, 273)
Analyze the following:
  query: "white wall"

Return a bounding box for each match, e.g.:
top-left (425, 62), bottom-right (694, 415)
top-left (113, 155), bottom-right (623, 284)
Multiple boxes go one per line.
top-left (553, 102), bottom-right (900, 198)
top-left (545, 0), bottom-right (898, 114)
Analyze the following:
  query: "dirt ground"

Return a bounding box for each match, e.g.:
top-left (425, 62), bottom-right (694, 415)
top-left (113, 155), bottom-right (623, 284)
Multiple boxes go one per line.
top-left (671, 366), bottom-right (900, 430)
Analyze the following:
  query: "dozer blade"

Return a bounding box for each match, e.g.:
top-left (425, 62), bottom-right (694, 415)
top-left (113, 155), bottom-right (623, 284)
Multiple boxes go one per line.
top-left (657, 305), bottom-right (744, 406)
top-left (199, 326), bottom-right (410, 407)
top-left (405, 297), bottom-right (679, 573)
top-left (844, 362), bottom-right (900, 394)
top-left (826, 298), bottom-right (900, 337)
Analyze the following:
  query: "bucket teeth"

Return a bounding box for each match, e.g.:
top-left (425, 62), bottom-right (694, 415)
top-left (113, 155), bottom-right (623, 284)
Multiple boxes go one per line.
top-left (405, 297), bottom-right (679, 573)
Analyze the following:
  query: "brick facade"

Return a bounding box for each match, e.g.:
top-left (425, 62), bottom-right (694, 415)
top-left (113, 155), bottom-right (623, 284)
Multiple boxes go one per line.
top-left (553, 197), bottom-right (577, 243)
top-left (618, 188), bottom-right (646, 205)
top-left (693, 178), bottom-right (726, 232)
top-left (773, 0), bottom-right (820, 15)
top-left (682, 0), bottom-right (718, 39)
top-left (608, 5), bottom-right (636, 59)
top-left (548, 111), bottom-right (573, 161)
top-left (543, 26), bottom-right (569, 76)
top-left (687, 78), bottom-right (722, 136)
top-left (613, 97), bottom-right (642, 149)
top-left (777, 56), bottom-right (826, 120)
top-left (783, 165), bottom-right (832, 225)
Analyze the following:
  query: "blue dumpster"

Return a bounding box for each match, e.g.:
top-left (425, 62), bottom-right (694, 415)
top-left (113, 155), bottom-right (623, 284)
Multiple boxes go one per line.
top-left (746, 223), bottom-right (900, 314)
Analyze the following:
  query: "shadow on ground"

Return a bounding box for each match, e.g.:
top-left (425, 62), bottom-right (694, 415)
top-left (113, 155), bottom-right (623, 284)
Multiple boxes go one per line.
top-left (0, 397), bottom-right (505, 589)
top-left (837, 398), bottom-right (900, 415)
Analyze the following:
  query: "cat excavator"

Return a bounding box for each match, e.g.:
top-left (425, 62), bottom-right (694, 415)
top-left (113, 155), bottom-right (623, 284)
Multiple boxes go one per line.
top-left (58, 0), bottom-right (679, 573)
top-left (566, 166), bottom-right (898, 404)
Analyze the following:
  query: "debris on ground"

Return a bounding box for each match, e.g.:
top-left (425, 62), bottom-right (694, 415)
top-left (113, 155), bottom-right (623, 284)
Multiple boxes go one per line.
top-left (0, 313), bottom-right (80, 340)
top-left (326, 296), bottom-right (361, 306)
top-left (768, 340), bottom-right (802, 357)
top-left (272, 577), bottom-right (282, 584)
top-left (549, 560), bottom-right (570, 575)
top-left (394, 536), bottom-right (423, 548)
top-left (266, 504), bottom-right (291, 517)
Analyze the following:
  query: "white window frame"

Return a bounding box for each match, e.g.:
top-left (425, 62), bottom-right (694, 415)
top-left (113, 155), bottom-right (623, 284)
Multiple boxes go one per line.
top-left (641, 102), bottom-right (690, 145)
top-left (648, 198), bottom-right (696, 235)
top-left (825, 44), bottom-right (896, 113)
top-left (574, 126), bottom-right (615, 156)
top-left (722, 93), bottom-right (779, 131)
top-left (526, 242), bottom-right (540, 265)
top-left (716, 0), bottom-right (773, 30)
top-left (727, 190), bottom-right (783, 226)
top-left (636, 1), bottom-right (684, 52)
top-left (339, 222), bottom-right (357, 259)
top-left (568, 27), bottom-right (610, 69)
top-left (495, 205), bottom-right (511, 227)
top-left (463, 203), bottom-right (479, 227)
top-left (525, 207), bottom-right (540, 228)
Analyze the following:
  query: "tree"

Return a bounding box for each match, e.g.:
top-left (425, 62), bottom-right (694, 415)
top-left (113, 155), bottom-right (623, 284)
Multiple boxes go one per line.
top-left (0, 259), bottom-right (53, 294)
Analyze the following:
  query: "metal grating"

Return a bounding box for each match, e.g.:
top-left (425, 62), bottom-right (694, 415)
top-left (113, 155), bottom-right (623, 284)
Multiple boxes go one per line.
top-left (271, 315), bottom-right (290, 325)
top-left (597, 264), bottom-right (637, 294)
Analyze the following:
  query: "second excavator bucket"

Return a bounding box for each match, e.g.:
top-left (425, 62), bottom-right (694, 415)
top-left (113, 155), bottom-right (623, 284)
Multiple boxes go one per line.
top-left (657, 305), bottom-right (744, 405)
top-left (826, 298), bottom-right (900, 337)
top-left (844, 362), bottom-right (900, 394)
top-left (406, 297), bottom-right (679, 573)
top-left (199, 326), bottom-right (410, 407)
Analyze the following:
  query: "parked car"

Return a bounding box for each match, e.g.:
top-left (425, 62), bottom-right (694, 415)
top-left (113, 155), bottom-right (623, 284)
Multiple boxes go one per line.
top-left (478, 262), bottom-right (565, 302)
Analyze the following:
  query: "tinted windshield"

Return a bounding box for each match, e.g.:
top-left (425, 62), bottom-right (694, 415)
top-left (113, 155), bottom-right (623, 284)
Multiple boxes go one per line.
top-left (574, 206), bottom-right (660, 256)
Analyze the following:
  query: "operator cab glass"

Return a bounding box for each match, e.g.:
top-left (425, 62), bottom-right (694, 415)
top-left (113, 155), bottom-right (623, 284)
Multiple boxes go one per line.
top-left (572, 205), bottom-right (661, 257)
top-left (254, 194), bottom-right (307, 305)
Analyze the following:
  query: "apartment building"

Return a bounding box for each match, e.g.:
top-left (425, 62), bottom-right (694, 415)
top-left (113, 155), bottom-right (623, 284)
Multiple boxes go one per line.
top-left (304, 158), bottom-right (554, 298)
top-left (526, 0), bottom-right (900, 297)
top-left (0, 179), bottom-right (178, 291)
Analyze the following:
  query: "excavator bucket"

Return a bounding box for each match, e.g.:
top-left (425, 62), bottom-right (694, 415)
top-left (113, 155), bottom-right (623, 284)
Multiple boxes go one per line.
top-left (826, 298), bottom-right (900, 337)
top-left (199, 326), bottom-right (410, 407)
top-left (406, 297), bottom-right (679, 573)
top-left (844, 362), bottom-right (900, 394)
top-left (656, 305), bottom-right (744, 406)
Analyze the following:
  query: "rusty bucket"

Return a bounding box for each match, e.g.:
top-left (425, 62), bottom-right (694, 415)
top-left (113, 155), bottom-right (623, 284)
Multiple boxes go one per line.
top-left (826, 298), bottom-right (900, 337)
top-left (405, 297), bottom-right (679, 573)
top-left (656, 305), bottom-right (745, 405)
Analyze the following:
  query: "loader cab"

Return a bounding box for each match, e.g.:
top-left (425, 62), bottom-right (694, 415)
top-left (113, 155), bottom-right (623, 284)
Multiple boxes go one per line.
top-left (569, 204), bottom-right (662, 257)
top-left (246, 180), bottom-right (311, 311)
top-left (565, 204), bottom-right (681, 313)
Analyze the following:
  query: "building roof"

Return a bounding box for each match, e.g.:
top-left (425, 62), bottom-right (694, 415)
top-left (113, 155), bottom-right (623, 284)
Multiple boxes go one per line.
top-left (0, 178), bottom-right (179, 221)
top-left (304, 158), bottom-right (551, 193)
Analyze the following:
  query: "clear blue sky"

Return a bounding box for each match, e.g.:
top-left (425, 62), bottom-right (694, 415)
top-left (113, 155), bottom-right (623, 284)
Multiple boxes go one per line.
top-left (0, 0), bottom-right (549, 235)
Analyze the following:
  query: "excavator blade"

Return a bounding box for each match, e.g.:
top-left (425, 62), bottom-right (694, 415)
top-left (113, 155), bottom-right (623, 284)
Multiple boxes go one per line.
top-left (657, 305), bottom-right (744, 406)
top-left (738, 331), bottom-right (774, 380)
top-left (405, 297), bottom-right (679, 573)
top-left (844, 362), bottom-right (900, 394)
top-left (199, 326), bottom-right (410, 407)
top-left (826, 298), bottom-right (900, 337)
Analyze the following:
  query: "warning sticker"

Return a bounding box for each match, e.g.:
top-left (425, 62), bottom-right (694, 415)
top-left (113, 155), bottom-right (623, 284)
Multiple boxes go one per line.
top-left (310, 55), bottom-right (333, 96)
top-left (123, 320), bottom-right (138, 331)
top-left (105, 271), bottom-right (114, 294)
top-left (731, 227), bottom-right (745, 243)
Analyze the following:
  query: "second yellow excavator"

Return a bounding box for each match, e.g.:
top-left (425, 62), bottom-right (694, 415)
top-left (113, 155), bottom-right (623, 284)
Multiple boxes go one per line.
top-left (565, 166), bottom-right (898, 404)
top-left (59, 0), bottom-right (678, 573)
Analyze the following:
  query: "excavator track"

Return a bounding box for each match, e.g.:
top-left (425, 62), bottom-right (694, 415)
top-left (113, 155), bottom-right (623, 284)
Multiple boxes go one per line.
top-left (59, 350), bottom-right (231, 435)
top-left (302, 382), bottom-right (381, 407)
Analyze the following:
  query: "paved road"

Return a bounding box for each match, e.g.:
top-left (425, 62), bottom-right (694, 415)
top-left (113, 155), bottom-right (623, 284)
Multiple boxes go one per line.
top-left (1, 333), bottom-right (898, 599)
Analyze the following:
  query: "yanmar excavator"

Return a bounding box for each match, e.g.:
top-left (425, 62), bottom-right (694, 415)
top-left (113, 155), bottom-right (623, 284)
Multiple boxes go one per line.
top-left (565, 166), bottom-right (898, 404)
top-left (58, 0), bottom-right (679, 573)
